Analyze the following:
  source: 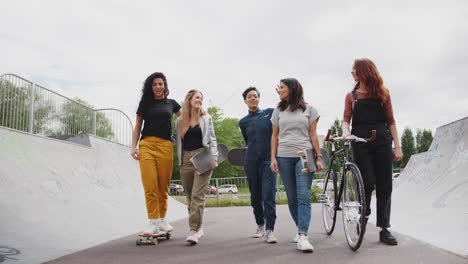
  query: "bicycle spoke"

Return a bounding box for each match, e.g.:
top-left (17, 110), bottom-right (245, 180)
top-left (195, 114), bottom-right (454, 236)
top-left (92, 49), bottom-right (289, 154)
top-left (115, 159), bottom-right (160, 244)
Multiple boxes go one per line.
top-left (342, 164), bottom-right (366, 251)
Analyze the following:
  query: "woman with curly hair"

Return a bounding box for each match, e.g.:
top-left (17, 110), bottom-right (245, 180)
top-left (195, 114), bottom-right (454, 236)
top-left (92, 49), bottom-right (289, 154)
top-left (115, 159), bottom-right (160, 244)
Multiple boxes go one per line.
top-left (342, 58), bottom-right (403, 245)
top-left (131, 72), bottom-right (181, 235)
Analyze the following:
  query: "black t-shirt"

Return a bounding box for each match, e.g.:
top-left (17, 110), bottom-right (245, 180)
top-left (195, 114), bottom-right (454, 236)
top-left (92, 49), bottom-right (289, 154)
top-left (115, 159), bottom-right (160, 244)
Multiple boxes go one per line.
top-left (136, 98), bottom-right (181, 141)
top-left (183, 125), bottom-right (203, 151)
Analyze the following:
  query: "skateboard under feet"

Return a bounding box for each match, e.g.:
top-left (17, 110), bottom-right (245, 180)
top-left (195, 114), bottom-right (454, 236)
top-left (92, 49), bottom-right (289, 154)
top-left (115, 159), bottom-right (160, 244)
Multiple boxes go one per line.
top-left (136, 231), bottom-right (172, 246)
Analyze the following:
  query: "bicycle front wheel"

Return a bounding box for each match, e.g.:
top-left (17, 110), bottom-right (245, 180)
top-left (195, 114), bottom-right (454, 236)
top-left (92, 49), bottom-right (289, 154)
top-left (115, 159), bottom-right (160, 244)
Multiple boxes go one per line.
top-left (321, 164), bottom-right (338, 235)
top-left (342, 163), bottom-right (366, 251)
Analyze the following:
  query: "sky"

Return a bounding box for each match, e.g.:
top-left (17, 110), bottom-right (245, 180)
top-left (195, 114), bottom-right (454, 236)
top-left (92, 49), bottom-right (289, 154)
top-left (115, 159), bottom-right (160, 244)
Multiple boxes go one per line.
top-left (1, 0), bottom-right (467, 138)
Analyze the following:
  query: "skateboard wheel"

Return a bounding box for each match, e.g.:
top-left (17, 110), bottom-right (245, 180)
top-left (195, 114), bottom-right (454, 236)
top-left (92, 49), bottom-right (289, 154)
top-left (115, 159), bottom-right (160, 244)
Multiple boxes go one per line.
top-left (166, 233), bottom-right (171, 239)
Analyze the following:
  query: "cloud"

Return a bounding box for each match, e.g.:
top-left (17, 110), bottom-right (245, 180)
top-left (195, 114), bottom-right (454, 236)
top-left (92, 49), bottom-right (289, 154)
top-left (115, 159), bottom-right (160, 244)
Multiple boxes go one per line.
top-left (1, 0), bottom-right (467, 136)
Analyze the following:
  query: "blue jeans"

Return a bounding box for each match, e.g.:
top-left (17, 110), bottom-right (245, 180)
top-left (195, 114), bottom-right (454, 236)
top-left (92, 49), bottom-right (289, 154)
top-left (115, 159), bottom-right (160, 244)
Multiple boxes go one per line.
top-left (277, 157), bottom-right (314, 235)
top-left (244, 158), bottom-right (277, 231)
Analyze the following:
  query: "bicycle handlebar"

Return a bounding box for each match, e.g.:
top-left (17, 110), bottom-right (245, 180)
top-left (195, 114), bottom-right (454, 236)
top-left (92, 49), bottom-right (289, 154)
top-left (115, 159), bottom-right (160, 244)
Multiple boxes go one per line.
top-left (324, 129), bottom-right (376, 143)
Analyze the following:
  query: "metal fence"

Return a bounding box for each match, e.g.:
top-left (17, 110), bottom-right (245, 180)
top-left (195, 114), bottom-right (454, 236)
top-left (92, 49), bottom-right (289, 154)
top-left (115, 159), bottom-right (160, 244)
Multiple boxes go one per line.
top-left (170, 173), bottom-right (326, 203)
top-left (0, 73), bottom-right (133, 146)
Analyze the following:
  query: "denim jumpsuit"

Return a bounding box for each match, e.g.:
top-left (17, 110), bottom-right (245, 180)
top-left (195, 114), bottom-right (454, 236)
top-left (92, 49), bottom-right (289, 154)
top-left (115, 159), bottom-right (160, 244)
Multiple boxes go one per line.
top-left (351, 90), bottom-right (393, 228)
top-left (239, 108), bottom-right (277, 231)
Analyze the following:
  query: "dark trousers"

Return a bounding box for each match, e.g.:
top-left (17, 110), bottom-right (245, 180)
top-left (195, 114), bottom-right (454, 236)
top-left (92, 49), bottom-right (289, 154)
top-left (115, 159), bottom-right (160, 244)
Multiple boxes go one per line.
top-left (353, 141), bottom-right (393, 228)
top-left (244, 158), bottom-right (277, 231)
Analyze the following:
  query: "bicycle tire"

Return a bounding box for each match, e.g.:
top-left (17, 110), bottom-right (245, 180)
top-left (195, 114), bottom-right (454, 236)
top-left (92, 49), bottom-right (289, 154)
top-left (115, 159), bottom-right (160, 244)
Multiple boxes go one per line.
top-left (341, 163), bottom-right (366, 251)
top-left (321, 163), bottom-right (338, 235)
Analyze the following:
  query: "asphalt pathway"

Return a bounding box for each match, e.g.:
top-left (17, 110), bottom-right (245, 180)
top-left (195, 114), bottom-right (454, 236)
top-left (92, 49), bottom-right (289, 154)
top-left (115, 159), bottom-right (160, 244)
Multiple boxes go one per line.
top-left (45, 204), bottom-right (467, 264)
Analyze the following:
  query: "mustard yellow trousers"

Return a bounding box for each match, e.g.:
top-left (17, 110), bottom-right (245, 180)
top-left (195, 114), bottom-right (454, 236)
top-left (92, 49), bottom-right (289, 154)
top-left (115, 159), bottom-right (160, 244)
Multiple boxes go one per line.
top-left (138, 136), bottom-right (173, 219)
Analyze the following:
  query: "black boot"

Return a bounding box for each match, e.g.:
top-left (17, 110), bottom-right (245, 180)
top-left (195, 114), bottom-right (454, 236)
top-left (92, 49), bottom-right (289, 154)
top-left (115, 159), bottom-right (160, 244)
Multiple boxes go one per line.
top-left (379, 229), bottom-right (398, 245)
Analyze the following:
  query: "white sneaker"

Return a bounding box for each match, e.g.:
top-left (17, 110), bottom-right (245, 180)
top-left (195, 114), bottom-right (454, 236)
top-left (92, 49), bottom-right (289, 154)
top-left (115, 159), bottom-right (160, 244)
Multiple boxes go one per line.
top-left (186, 230), bottom-right (199, 244)
top-left (141, 219), bottom-right (164, 235)
top-left (196, 228), bottom-right (204, 238)
top-left (297, 236), bottom-right (314, 252)
top-left (265, 230), bottom-right (278, 244)
top-left (159, 218), bottom-right (174, 232)
top-left (293, 234), bottom-right (300, 243)
top-left (253, 225), bottom-right (265, 238)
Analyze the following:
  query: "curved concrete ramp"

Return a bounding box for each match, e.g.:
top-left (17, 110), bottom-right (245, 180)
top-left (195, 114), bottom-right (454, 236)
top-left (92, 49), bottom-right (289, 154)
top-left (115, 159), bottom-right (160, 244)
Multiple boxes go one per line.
top-left (0, 127), bottom-right (187, 264)
top-left (385, 117), bottom-right (468, 256)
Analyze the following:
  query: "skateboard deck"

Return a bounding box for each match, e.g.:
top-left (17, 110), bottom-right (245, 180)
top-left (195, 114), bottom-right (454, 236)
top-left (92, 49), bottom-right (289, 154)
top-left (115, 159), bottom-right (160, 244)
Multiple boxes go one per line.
top-left (190, 144), bottom-right (229, 174)
top-left (297, 148), bottom-right (330, 173)
top-left (136, 231), bottom-right (172, 246)
top-left (227, 148), bottom-right (246, 166)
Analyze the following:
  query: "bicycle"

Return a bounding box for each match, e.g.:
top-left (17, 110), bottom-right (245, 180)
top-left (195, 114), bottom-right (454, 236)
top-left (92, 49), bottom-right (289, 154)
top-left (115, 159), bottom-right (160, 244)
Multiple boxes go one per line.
top-left (319, 129), bottom-right (376, 251)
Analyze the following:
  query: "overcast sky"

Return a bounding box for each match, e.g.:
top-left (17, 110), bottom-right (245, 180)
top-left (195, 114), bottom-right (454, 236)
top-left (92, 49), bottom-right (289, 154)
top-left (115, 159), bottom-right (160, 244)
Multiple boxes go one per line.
top-left (1, 0), bottom-right (467, 137)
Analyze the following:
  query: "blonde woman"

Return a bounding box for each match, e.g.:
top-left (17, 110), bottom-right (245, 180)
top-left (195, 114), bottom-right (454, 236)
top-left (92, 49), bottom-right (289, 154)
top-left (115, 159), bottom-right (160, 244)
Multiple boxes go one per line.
top-left (174, 90), bottom-right (218, 245)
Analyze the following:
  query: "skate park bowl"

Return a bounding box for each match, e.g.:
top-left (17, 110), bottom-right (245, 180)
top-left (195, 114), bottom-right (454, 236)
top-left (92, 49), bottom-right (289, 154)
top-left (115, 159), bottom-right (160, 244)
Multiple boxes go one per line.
top-left (0, 127), bottom-right (187, 264)
top-left (369, 116), bottom-right (468, 257)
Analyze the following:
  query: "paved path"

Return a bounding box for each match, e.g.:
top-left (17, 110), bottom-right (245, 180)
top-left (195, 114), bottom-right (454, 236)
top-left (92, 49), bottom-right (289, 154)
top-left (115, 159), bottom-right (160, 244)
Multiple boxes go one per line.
top-left (45, 205), bottom-right (467, 264)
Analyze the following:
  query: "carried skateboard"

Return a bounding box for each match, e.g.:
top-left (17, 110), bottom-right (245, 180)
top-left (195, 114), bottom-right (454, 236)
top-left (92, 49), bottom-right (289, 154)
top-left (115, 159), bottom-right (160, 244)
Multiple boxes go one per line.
top-left (297, 148), bottom-right (330, 173)
top-left (136, 231), bottom-right (172, 246)
top-left (190, 144), bottom-right (229, 174)
top-left (227, 148), bottom-right (246, 166)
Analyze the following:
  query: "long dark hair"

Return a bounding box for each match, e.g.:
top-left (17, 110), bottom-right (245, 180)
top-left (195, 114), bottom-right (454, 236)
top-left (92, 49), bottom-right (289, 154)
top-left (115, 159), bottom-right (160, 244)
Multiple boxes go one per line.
top-left (140, 72), bottom-right (169, 101)
top-left (353, 58), bottom-right (389, 103)
top-left (277, 78), bottom-right (307, 112)
top-left (138, 72), bottom-right (169, 114)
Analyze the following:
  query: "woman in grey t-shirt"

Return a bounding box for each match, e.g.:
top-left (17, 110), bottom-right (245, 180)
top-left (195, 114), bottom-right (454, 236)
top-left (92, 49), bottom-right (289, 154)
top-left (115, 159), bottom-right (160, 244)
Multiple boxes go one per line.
top-left (270, 78), bottom-right (323, 253)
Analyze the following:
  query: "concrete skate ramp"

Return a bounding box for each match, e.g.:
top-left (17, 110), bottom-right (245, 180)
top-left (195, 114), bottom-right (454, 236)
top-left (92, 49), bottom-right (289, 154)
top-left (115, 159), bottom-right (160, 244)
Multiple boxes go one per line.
top-left (387, 117), bottom-right (468, 256)
top-left (0, 127), bottom-right (187, 264)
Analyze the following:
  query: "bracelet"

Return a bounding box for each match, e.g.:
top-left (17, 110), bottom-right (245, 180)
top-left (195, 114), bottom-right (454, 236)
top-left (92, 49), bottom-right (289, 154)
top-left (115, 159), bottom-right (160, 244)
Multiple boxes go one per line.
top-left (316, 153), bottom-right (323, 157)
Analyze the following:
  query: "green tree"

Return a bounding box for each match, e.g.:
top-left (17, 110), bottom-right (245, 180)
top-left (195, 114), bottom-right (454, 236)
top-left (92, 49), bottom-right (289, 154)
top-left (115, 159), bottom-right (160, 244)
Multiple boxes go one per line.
top-left (207, 106), bottom-right (245, 179)
top-left (324, 118), bottom-right (345, 173)
top-left (416, 129), bottom-right (433, 153)
top-left (399, 127), bottom-right (415, 168)
top-left (60, 98), bottom-right (114, 139)
top-left (0, 79), bottom-right (53, 134)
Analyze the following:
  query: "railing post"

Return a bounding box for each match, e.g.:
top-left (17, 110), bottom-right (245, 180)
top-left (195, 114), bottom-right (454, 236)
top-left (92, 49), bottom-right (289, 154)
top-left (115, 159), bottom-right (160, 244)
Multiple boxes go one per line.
top-left (28, 83), bottom-right (35, 133)
top-left (216, 178), bottom-right (219, 201)
top-left (92, 111), bottom-right (96, 135)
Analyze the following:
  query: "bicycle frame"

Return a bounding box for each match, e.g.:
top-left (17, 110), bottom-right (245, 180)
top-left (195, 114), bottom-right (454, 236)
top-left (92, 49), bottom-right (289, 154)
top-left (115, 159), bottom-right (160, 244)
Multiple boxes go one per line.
top-left (323, 140), bottom-right (353, 211)
top-left (320, 129), bottom-right (376, 250)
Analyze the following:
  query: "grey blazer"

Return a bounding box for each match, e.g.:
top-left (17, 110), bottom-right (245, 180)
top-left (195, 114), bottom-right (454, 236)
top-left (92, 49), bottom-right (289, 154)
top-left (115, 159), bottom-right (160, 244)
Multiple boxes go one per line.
top-left (173, 114), bottom-right (218, 166)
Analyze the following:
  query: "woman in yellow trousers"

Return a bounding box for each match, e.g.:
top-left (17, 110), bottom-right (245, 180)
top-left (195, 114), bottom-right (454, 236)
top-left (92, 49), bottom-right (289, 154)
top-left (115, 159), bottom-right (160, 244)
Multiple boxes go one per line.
top-left (131, 72), bottom-right (181, 235)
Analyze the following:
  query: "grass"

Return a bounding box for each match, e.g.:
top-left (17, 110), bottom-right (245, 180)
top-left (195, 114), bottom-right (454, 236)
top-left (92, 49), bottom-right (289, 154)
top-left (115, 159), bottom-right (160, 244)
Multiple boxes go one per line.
top-left (172, 186), bottom-right (323, 207)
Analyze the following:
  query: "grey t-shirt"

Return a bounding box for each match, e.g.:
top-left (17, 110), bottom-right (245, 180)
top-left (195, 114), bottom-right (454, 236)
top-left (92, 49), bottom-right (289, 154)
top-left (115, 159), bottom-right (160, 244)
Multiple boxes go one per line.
top-left (271, 104), bottom-right (320, 157)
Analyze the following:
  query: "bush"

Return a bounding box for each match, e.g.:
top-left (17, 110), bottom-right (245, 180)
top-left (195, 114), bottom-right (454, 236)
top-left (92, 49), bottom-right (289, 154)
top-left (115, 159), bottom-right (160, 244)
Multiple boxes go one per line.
top-left (311, 185), bottom-right (322, 203)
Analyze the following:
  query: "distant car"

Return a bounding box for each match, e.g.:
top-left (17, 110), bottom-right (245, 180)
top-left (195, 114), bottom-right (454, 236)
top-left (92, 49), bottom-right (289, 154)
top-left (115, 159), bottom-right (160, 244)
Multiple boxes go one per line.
top-left (169, 184), bottom-right (184, 195)
top-left (217, 184), bottom-right (238, 194)
top-left (207, 185), bottom-right (217, 194)
top-left (312, 179), bottom-right (325, 190)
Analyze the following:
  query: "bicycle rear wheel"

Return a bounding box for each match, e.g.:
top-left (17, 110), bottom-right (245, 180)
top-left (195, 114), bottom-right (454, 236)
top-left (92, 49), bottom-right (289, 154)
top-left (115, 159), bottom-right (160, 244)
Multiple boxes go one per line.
top-left (321, 164), bottom-right (338, 235)
top-left (341, 163), bottom-right (366, 251)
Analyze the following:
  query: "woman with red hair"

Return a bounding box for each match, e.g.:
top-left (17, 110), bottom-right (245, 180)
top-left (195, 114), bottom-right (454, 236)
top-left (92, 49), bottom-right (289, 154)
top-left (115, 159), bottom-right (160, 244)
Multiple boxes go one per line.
top-left (342, 58), bottom-right (403, 246)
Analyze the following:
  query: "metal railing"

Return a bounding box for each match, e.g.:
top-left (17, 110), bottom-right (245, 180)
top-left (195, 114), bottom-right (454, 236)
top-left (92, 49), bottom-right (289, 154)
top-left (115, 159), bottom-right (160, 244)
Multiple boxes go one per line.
top-left (170, 173), bottom-right (326, 202)
top-left (0, 73), bottom-right (133, 146)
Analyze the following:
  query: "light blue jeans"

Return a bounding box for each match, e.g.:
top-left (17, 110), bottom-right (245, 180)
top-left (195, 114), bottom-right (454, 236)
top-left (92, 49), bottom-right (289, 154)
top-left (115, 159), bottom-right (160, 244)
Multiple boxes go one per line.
top-left (277, 157), bottom-right (314, 235)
